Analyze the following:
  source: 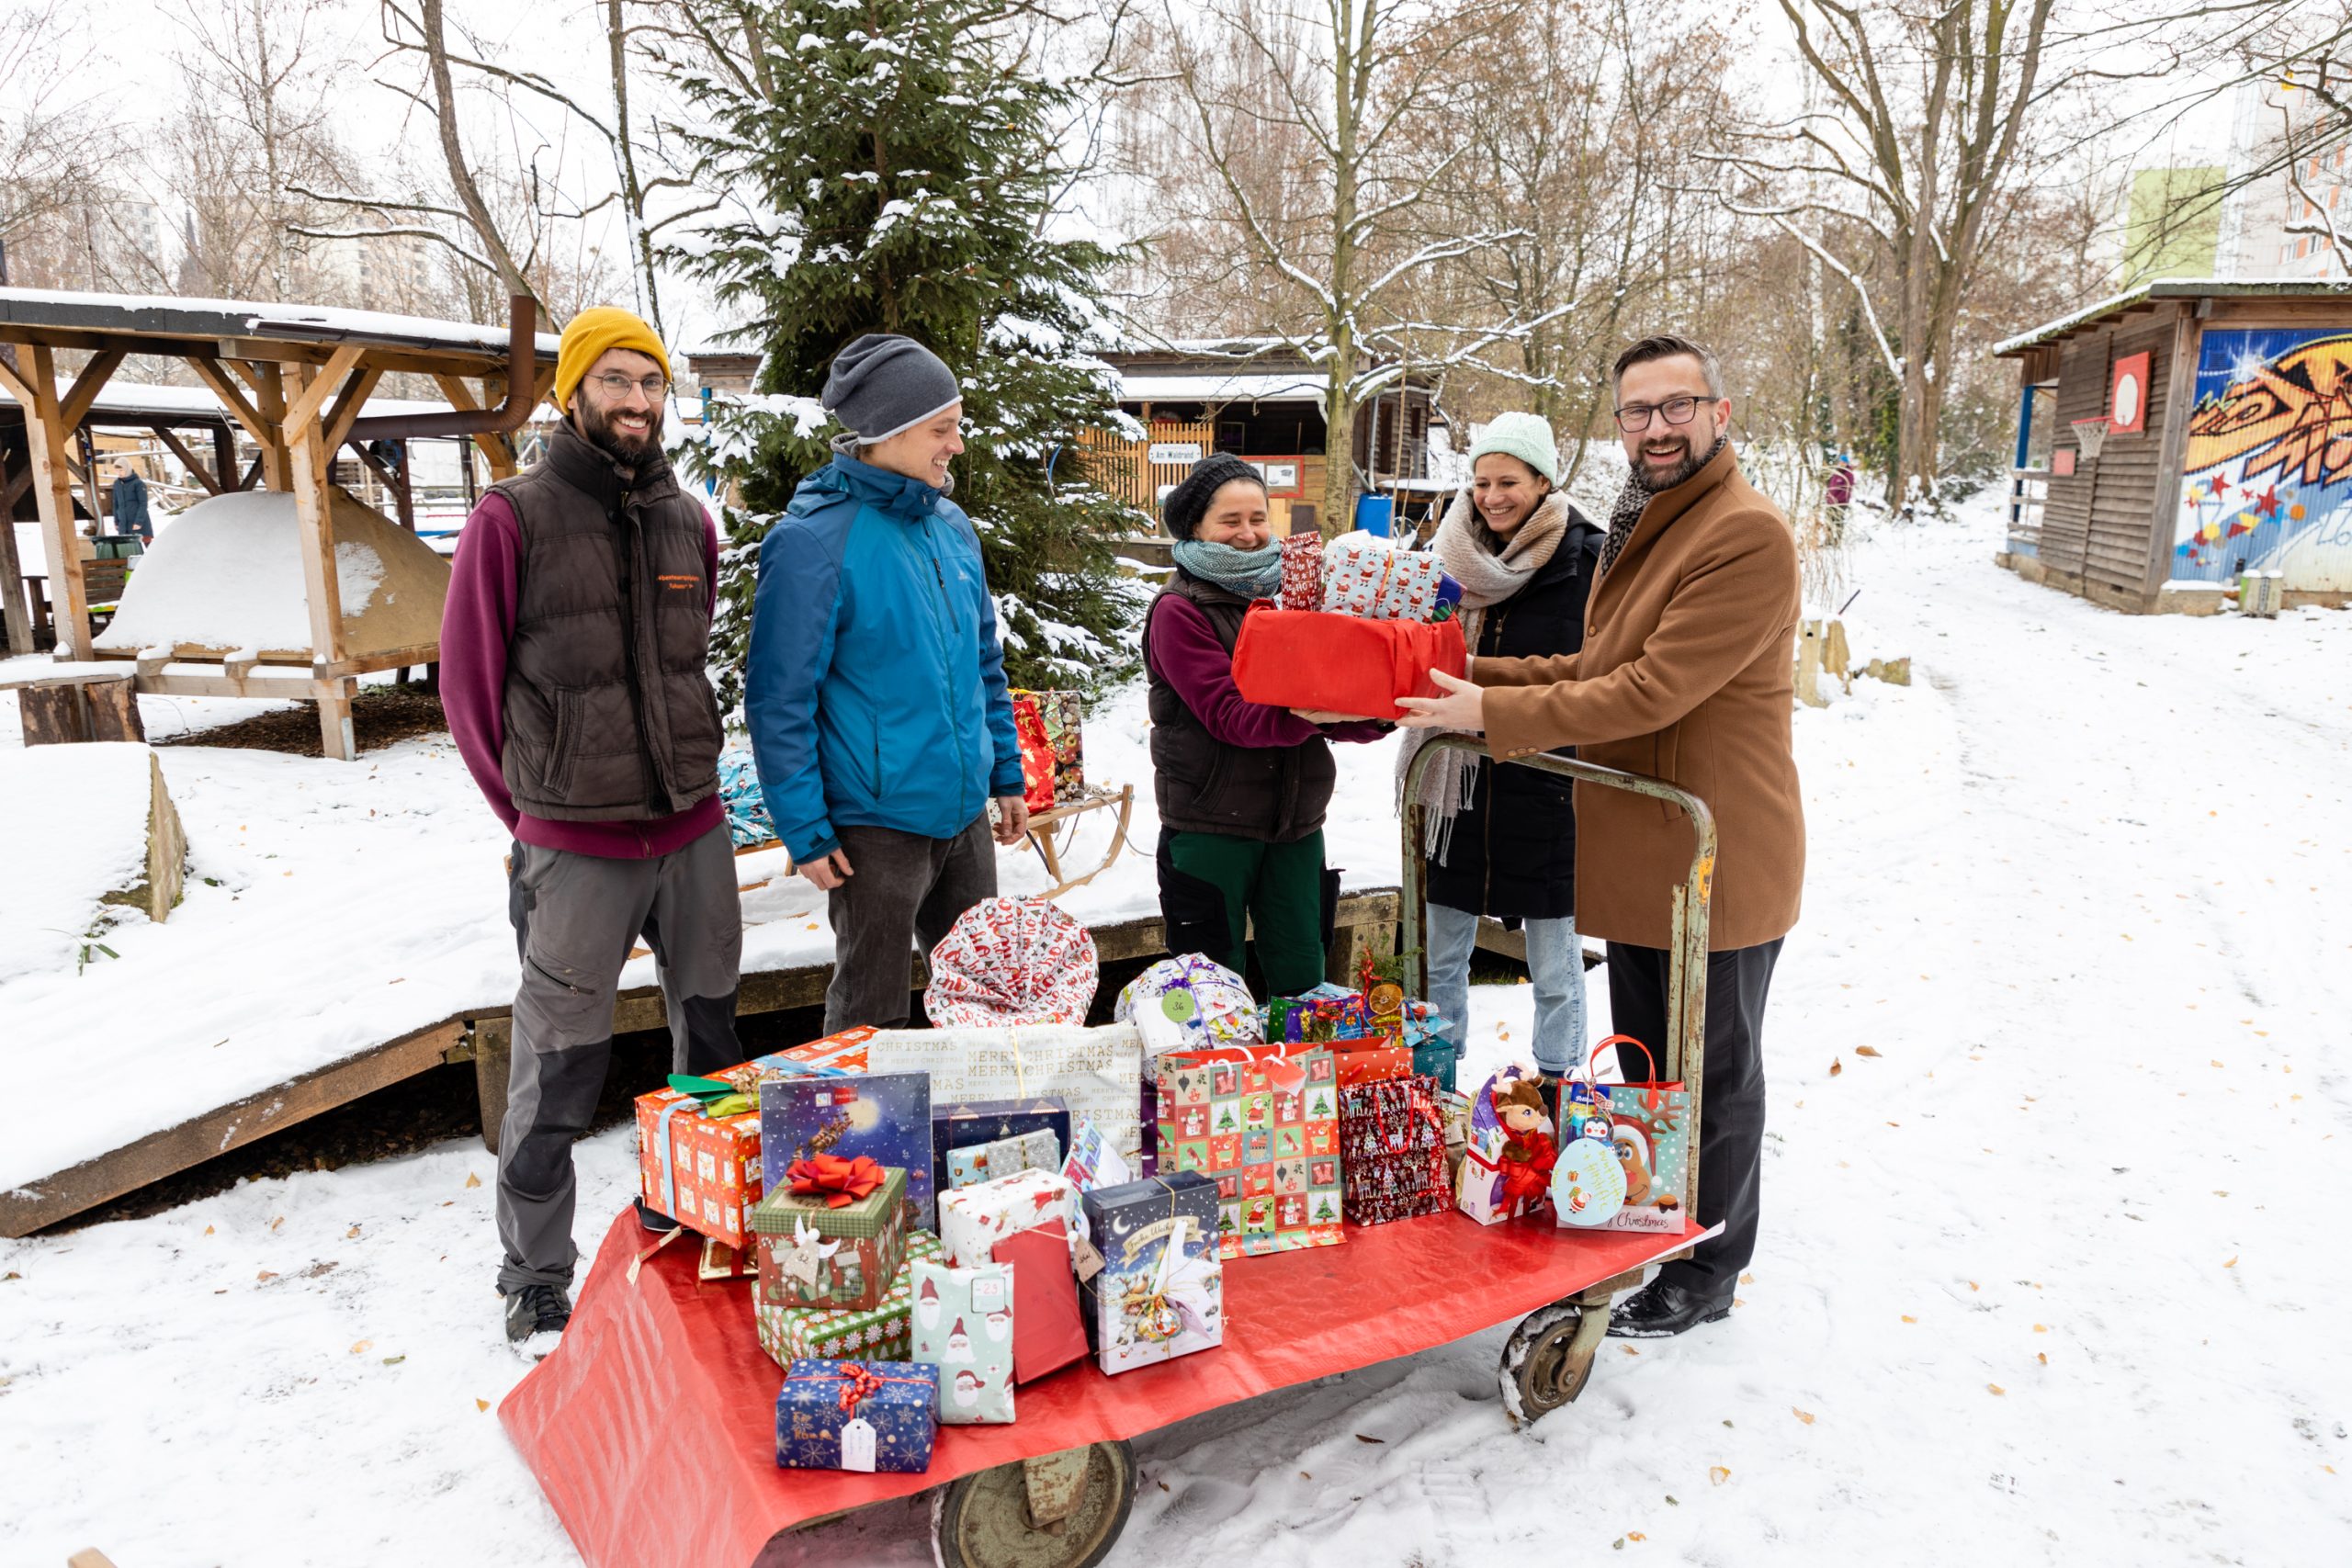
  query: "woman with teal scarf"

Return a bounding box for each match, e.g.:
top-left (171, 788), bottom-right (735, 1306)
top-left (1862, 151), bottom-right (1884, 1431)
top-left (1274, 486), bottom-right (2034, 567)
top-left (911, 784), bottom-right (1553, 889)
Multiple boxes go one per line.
top-left (1141, 454), bottom-right (1390, 995)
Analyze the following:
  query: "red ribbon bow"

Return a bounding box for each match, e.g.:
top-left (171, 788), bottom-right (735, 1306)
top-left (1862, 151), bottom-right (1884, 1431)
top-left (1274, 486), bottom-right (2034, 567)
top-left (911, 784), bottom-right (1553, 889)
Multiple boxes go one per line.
top-left (793, 1360), bottom-right (933, 1416)
top-left (786, 1153), bottom-right (885, 1208)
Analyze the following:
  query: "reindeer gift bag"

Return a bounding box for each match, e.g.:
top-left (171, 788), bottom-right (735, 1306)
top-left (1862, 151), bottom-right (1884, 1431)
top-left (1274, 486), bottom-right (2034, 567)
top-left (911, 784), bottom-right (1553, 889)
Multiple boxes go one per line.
top-left (1587, 1035), bottom-right (1690, 1235)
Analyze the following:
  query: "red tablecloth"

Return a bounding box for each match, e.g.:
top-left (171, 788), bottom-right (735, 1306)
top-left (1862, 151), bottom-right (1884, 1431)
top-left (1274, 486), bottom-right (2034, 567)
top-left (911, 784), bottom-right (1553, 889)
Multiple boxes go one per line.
top-left (502, 1205), bottom-right (1703, 1568)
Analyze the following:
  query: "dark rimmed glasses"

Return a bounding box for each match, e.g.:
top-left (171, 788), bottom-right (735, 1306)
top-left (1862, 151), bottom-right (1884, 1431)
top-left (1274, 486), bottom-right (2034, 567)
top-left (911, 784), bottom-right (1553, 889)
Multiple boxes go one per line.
top-left (1613, 395), bottom-right (1720, 434)
top-left (589, 371), bottom-right (669, 400)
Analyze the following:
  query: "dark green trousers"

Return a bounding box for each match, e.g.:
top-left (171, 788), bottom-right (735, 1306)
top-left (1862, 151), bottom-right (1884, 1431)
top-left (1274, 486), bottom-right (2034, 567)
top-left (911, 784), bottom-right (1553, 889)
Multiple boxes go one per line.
top-left (1159, 829), bottom-right (1329, 996)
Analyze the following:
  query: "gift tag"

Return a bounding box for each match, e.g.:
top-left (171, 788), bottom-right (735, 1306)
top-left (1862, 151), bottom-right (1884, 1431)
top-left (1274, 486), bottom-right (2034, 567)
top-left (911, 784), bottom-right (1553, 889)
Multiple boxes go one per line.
top-left (1161, 989), bottom-right (1199, 1024)
top-left (1550, 1136), bottom-right (1627, 1228)
top-left (1070, 1232), bottom-right (1106, 1282)
top-left (840, 1416), bottom-right (878, 1473)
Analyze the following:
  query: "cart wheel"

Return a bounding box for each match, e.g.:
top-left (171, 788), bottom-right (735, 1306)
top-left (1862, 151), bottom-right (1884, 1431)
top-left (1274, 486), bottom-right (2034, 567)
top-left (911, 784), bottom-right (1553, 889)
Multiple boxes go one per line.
top-left (1498, 1302), bottom-right (1600, 1423)
top-left (934, 1439), bottom-right (1136, 1568)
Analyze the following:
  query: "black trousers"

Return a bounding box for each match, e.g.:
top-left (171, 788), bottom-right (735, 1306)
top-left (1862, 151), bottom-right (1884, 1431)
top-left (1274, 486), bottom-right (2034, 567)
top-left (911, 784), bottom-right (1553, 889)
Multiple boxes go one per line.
top-left (1606, 937), bottom-right (1783, 1299)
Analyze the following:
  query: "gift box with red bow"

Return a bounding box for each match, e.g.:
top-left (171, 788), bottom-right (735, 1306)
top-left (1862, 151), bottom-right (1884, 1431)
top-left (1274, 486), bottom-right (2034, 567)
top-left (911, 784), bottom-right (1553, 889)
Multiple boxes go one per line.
top-left (751, 1159), bottom-right (910, 1312)
top-left (1155, 1043), bottom-right (1345, 1257)
top-left (775, 1358), bottom-right (938, 1473)
top-left (756, 1231), bottom-right (944, 1366)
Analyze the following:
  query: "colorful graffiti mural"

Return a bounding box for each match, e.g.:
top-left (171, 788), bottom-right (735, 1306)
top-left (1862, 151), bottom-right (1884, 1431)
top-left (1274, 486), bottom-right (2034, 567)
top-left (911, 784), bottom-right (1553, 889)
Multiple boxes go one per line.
top-left (2175, 327), bottom-right (2352, 590)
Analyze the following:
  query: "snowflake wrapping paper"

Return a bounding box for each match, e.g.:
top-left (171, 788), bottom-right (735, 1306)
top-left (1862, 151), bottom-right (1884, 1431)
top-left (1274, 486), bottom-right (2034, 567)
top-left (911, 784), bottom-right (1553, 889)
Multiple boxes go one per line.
top-left (775, 1359), bottom-right (938, 1474)
top-left (923, 896), bottom-right (1100, 1029)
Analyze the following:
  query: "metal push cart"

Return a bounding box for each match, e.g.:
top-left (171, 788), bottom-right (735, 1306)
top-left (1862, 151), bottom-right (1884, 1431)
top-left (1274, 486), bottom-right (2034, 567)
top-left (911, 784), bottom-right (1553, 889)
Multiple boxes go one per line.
top-left (500, 743), bottom-right (1718, 1568)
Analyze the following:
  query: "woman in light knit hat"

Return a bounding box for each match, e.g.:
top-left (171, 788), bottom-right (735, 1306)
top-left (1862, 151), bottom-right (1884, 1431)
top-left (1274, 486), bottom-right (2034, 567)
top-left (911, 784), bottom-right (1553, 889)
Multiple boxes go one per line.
top-left (1398, 412), bottom-right (1603, 1077)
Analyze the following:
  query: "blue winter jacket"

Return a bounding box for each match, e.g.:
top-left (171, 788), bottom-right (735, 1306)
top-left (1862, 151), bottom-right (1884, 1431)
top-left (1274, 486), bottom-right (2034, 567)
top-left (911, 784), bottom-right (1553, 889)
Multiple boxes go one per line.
top-left (745, 452), bottom-right (1023, 863)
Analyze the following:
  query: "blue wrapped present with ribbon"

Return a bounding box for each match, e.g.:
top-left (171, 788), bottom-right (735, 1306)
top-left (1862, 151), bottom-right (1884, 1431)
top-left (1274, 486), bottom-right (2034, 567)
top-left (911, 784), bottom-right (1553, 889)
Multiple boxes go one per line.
top-left (775, 1359), bottom-right (939, 1473)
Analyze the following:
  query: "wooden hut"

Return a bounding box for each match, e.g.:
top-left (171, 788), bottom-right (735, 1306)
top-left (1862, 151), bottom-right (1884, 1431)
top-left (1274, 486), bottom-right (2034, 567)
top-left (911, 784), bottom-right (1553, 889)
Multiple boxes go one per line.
top-left (1992, 279), bottom-right (2352, 613)
top-left (0, 288), bottom-right (557, 757)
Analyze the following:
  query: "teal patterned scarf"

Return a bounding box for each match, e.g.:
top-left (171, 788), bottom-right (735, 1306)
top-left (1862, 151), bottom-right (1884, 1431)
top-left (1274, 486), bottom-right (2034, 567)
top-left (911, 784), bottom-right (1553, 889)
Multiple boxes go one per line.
top-left (1171, 537), bottom-right (1284, 599)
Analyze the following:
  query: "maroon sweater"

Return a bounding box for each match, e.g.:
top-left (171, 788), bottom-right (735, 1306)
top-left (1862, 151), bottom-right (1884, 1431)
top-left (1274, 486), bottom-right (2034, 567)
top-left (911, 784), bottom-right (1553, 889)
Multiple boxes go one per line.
top-left (441, 491), bottom-right (725, 858)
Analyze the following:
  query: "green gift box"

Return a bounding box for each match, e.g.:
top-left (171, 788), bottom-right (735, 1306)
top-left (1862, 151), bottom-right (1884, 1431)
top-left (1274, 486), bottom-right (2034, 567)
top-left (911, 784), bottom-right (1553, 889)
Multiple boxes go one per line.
top-left (757, 1231), bottom-right (944, 1366)
top-left (752, 1164), bottom-right (910, 1312)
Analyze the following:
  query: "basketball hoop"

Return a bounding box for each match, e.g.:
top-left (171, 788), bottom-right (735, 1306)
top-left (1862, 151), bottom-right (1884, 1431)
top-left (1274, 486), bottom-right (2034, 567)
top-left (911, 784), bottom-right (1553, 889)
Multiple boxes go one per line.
top-left (2071, 416), bottom-right (2110, 461)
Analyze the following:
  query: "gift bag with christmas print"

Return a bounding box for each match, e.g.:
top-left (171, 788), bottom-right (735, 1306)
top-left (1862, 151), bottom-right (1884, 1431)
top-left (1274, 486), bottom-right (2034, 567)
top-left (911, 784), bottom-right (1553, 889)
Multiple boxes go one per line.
top-left (1155, 1043), bottom-right (1345, 1257)
top-left (1588, 1035), bottom-right (1691, 1235)
top-left (910, 1258), bottom-right (1016, 1423)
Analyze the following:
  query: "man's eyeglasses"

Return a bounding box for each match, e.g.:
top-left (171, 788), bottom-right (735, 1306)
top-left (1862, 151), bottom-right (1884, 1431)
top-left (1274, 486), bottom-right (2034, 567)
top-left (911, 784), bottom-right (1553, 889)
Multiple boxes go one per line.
top-left (589, 372), bottom-right (668, 400)
top-left (1613, 395), bottom-right (1720, 434)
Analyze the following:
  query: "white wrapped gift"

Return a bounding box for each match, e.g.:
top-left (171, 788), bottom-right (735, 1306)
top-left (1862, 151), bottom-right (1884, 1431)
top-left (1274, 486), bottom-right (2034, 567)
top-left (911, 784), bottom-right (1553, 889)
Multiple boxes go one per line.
top-left (865, 1023), bottom-right (1146, 1173)
top-left (938, 1168), bottom-right (1080, 1270)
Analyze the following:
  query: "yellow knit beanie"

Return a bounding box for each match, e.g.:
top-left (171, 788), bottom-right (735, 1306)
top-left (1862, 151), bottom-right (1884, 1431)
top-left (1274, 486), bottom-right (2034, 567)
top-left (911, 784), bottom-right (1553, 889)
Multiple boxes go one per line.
top-left (553, 306), bottom-right (672, 412)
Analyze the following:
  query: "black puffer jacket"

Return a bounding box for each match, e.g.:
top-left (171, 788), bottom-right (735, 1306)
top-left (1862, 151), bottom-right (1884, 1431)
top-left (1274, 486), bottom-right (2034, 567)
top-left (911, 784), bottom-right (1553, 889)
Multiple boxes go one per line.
top-left (1425, 500), bottom-right (1605, 922)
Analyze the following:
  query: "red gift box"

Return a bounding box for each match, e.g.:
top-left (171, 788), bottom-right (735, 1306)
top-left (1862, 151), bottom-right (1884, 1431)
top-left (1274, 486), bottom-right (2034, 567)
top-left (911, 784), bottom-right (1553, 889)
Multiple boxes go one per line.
top-left (1230, 604), bottom-right (1467, 722)
top-left (1011, 693), bottom-right (1057, 814)
top-left (990, 1217), bottom-right (1091, 1383)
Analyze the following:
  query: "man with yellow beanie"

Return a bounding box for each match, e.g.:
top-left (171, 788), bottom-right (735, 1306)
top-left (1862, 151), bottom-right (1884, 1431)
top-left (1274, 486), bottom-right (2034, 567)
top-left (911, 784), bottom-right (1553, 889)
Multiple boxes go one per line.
top-left (441, 305), bottom-right (742, 1343)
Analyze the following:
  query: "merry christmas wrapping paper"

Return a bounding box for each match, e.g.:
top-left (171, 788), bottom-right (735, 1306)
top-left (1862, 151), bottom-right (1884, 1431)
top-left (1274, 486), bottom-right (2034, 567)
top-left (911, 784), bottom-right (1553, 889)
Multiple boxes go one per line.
top-left (1155, 1043), bottom-right (1345, 1258)
top-left (755, 1231), bottom-right (944, 1367)
top-left (775, 1359), bottom-right (938, 1473)
top-left (865, 1023), bottom-right (1147, 1175)
top-left (1078, 1172), bottom-right (1225, 1374)
top-left (910, 1258), bottom-right (1016, 1424)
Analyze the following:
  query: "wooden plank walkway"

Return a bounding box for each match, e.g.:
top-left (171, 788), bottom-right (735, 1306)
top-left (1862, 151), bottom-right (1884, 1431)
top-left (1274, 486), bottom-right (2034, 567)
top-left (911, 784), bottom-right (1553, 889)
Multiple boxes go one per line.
top-left (0, 890), bottom-right (1417, 1237)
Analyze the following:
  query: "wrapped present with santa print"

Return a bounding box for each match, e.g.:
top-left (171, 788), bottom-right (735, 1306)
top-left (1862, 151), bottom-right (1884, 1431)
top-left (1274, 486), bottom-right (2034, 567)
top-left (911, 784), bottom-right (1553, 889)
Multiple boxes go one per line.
top-left (1317, 534), bottom-right (1461, 622)
top-left (922, 897), bottom-right (1099, 1032)
top-left (937, 1167), bottom-right (1080, 1270)
top-left (1079, 1171), bottom-right (1225, 1374)
top-left (910, 1258), bottom-right (1016, 1424)
top-left (775, 1359), bottom-right (938, 1474)
top-left (1455, 1066), bottom-right (1557, 1225)
top-left (752, 1159), bottom-right (910, 1312)
top-left (1156, 1043), bottom-right (1344, 1258)
top-left (756, 1231), bottom-right (944, 1367)
top-left (932, 1097), bottom-right (1070, 1194)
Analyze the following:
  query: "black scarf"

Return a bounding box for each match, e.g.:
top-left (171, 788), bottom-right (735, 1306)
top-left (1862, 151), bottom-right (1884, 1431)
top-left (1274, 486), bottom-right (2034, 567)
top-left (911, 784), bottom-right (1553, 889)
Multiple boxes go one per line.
top-left (1598, 433), bottom-right (1727, 581)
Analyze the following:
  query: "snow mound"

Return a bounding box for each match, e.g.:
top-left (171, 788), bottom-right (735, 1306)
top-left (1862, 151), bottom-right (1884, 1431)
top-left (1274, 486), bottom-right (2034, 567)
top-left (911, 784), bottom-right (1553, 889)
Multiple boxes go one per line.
top-left (0, 742), bottom-right (163, 982)
top-left (95, 489), bottom-right (448, 660)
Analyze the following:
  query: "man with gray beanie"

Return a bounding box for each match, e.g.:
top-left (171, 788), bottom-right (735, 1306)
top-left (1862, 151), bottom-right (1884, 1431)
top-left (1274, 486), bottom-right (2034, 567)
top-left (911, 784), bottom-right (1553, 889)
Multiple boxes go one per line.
top-left (745, 333), bottom-right (1028, 1032)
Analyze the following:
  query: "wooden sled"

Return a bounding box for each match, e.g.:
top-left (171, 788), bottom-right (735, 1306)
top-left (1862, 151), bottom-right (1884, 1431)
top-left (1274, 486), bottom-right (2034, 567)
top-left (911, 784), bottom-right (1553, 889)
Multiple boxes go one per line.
top-left (1023, 783), bottom-right (1134, 899)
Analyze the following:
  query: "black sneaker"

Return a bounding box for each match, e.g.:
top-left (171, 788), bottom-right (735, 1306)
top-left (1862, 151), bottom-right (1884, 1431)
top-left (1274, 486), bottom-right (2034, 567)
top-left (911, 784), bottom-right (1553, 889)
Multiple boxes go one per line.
top-left (1605, 1279), bottom-right (1732, 1339)
top-left (503, 1282), bottom-right (572, 1342)
top-left (635, 1195), bottom-right (680, 1235)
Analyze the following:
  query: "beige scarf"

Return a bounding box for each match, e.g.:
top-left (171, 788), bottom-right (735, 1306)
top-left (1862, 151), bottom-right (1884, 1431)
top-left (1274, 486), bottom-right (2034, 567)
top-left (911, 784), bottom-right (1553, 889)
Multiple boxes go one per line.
top-left (1396, 489), bottom-right (1570, 862)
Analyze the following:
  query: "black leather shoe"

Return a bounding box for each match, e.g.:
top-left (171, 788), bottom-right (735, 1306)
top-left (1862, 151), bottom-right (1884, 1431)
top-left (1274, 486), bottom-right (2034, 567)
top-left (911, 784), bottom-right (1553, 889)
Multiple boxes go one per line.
top-left (503, 1281), bottom-right (572, 1342)
top-left (1606, 1279), bottom-right (1732, 1338)
top-left (635, 1195), bottom-right (680, 1235)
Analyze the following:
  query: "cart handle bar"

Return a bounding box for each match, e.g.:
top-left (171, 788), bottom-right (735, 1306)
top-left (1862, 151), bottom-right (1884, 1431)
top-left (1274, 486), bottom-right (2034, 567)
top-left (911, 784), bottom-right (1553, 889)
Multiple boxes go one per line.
top-left (1399, 735), bottom-right (1717, 1220)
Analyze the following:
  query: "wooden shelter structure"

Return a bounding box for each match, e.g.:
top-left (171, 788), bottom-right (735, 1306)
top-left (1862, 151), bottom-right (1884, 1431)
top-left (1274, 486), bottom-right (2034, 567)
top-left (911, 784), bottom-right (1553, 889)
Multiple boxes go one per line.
top-left (0, 288), bottom-right (558, 755)
top-left (1992, 279), bottom-right (2352, 613)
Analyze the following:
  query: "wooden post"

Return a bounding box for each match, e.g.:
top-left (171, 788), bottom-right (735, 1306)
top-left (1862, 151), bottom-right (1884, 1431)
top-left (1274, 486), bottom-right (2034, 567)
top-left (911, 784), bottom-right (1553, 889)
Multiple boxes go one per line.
top-left (211, 423), bottom-right (237, 494)
top-left (0, 415), bottom-right (28, 654)
top-left (20, 344), bottom-right (102, 660)
top-left (252, 362), bottom-right (291, 490)
top-left (285, 363), bottom-right (354, 761)
top-left (1795, 619), bottom-right (1828, 708)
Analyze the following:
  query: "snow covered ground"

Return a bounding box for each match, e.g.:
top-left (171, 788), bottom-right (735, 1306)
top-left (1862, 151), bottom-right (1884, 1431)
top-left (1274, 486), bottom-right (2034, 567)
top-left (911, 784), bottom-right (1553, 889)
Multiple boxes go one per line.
top-left (5, 488), bottom-right (2350, 1564)
top-left (0, 657), bottom-right (1403, 1196)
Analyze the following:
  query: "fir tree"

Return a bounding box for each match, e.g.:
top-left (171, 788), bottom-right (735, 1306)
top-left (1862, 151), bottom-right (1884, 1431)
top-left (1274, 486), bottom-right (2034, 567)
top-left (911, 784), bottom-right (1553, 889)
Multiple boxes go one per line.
top-left (665, 0), bottom-right (1147, 716)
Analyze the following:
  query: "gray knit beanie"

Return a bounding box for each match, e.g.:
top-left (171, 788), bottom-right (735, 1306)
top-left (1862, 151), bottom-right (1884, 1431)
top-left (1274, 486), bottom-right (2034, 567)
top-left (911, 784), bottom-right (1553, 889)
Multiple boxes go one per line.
top-left (1161, 452), bottom-right (1265, 539)
top-left (821, 333), bottom-right (963, 442)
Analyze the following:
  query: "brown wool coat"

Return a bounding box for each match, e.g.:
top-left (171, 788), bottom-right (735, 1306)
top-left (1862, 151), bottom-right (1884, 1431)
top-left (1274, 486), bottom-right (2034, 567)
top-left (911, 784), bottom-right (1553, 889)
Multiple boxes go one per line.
top-left (1475, 443), bottom-right (1804, 951)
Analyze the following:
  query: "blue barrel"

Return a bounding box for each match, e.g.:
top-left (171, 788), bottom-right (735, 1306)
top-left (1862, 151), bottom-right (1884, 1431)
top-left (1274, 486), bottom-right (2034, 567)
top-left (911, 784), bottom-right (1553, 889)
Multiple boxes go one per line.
top-left (1353, 494), bottom-right (1395, 536)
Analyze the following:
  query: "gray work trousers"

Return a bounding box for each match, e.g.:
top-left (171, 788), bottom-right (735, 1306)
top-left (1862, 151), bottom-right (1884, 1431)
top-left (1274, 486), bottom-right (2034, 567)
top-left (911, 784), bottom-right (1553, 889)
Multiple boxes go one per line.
top-left (823, 814), bottom-right (997, 1033)
top-left (494, 824), bottom-right (742, 1294)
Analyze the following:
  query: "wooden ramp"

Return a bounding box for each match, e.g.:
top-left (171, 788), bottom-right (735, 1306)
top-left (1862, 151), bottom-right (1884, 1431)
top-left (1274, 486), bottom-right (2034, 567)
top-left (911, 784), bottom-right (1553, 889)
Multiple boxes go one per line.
top-left (0, 890), bottom-right (1408, 1238)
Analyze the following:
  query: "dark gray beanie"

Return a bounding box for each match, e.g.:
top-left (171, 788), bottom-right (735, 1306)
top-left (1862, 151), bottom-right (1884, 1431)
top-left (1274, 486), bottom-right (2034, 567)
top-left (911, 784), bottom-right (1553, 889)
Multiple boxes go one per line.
top-left (1161, 452), bottom-right (1265, 539)
top-left (821, 333), bottom-right (963, 441)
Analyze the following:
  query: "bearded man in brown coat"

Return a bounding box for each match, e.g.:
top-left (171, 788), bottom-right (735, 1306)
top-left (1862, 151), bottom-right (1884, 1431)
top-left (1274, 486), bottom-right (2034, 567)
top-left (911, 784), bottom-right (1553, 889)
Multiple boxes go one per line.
top-left (1400, 333), bottom-right (1803, 1339)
